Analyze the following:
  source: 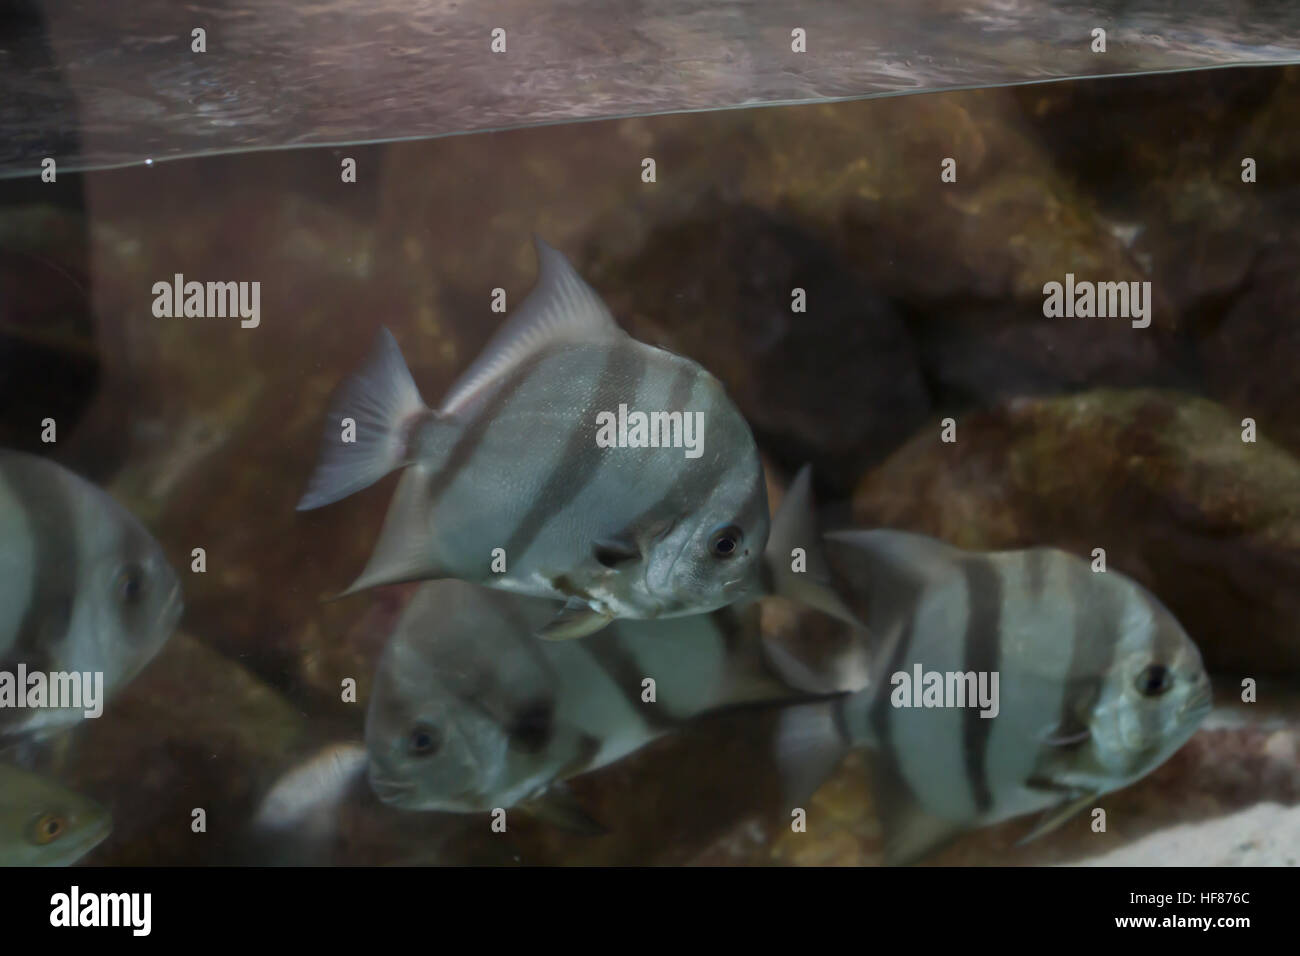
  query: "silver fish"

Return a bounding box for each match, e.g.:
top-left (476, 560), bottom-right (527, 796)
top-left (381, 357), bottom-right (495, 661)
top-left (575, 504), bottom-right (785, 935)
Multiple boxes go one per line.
top-left (365, 579), bottom-right (805, 828)
top-left (297, 238), bottom-right (769, 638)
top-left (0, 763), bottom-right (111, 866)
top-left (0, 451), bottom-right (183, 738)
top-left (775, 530), bottom-right (1212, 864)
top-left (254, 742), bottom-right (368, 833)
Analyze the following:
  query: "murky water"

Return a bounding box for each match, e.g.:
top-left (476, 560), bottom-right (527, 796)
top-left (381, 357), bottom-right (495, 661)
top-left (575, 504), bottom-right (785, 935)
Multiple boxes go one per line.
top-left (1, 3), bottom-right (1299, 867)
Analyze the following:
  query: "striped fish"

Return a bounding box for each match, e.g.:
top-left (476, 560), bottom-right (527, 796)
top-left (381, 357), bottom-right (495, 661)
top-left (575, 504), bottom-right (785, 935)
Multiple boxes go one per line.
top-left (365, 579), bottom-right (808, 828)
top-left (0, 451), bottom-right (183, 738)
top-left (0, 763), bottom-right (110, 866)
top-left (297, 237), bottom-right (770, 639)
top-left (774, 530), bottom-right (1212, 864)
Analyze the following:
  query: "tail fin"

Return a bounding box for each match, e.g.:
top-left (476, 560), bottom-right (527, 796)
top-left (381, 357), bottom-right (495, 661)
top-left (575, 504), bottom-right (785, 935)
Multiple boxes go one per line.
top-left (764, 465), bottom-right (864, 628)
top-left (297, 328), bottom-right (429, 510)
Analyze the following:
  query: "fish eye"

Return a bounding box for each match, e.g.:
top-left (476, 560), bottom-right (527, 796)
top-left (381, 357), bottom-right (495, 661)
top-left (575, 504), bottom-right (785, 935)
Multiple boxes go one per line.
top-left (27, 813), bottom-right (67, 845)
top-left (407, 723), bottom-right (442, 757)
top-left (708, 524), bottom-right (743, 559)
top-left (1135, 664), bottom-right (1174, 697)
top-left (114, 562), bottom-right (148, 606)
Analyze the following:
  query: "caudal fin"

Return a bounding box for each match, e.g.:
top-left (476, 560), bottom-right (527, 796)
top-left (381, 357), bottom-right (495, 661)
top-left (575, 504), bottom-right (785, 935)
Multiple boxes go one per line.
top-left (297, 328), bottom-right (429, 510)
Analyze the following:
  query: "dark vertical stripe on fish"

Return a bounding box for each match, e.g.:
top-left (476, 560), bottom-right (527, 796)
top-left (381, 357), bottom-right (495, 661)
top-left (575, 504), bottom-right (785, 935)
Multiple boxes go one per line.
top-left (1057, 564), bottom-right (1127, 745)
top-left (1, 463), bottom-right (77, 673)
top-left (711, 605), bottom-right (747, 658)
top-left (422, 352), bottom-right (551, 518)
top-left (1024, 549), bottom-right (1048, 600)
top-left (663, 361), bottom-right (698, 417)
top-left (580, 632), bottom-right (681, 729)
top-left (449, 593), bottom-right (558, 739)
top-left (868, 575), bottom-right (923, 807)
top-left (1143, 592), bottom-right (1182, 664)
top-left (503, 345), bottom-right (647, 562)
top-left (505, 698), bottom-right (557, 754)
top-left (960, 557), bottom-right (1001, 815)
top-left (570, 733), bottom-right (604, 776)
top-left (615, 362), bottom-right (705, 543)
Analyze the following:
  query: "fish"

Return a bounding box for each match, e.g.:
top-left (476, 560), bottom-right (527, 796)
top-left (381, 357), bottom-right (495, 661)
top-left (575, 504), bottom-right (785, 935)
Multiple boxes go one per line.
top-left (253, 742), bottom-right (369, 834)
top-left (365, 578), bottom-right (813, 827)
top-left (247, 742), bottom-right (369, 863)
top-left (0, 450), bottom-right (183, 738)
top-left (0, 763), bottom-right (111, 866)
top-left (297, 237), bottom-right (772, 638)
top-left (773, 530), bottom-right (1213, 865)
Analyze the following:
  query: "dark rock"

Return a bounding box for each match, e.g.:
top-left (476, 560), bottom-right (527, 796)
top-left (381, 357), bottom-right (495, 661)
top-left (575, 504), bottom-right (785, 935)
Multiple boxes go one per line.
top-left (592, 204), bottom-right (932, 495)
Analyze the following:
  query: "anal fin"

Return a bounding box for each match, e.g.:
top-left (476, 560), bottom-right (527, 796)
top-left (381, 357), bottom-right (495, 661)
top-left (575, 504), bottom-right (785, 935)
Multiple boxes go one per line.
top-left (337, 465), bottom-right (446, 596)
top-left (863, 750), bottom-right (968, 866)
top-left (535, 600), bottom-right (614, 641)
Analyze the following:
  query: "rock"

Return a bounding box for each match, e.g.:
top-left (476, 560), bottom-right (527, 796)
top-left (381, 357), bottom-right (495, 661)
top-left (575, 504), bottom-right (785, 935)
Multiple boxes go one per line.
top-left (1201, 242), bottom-right (1300, 459)
top-left (591, 204), bottom-right (932, 494)
top-left (49, 633), bottom-right (308, 865)
top-left (852, 389), bottom-right (1300, 675)
top-left (0, 202), bottom-right (102, 472)
top-left (1069, 802), bottom-right (1300, 866)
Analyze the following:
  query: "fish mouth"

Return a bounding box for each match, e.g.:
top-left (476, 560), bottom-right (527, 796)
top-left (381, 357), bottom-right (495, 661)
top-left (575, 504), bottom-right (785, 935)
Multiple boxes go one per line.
top-left (722, 572), bottom-right (753, 598)
top-left (369, 773), bottom-right (416, 805)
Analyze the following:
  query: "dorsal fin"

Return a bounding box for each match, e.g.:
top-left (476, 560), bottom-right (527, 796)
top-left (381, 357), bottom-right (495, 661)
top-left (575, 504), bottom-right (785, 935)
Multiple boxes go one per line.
top-left (764, 465), bottom-right (863, 628)
top-left (438, 236), bottom-right (625, 416)
top-left (824, 529), bottom-right (962, 591)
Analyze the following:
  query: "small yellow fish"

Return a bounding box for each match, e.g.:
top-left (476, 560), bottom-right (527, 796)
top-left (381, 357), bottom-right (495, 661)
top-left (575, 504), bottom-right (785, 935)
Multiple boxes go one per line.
top-left (0, 763), bottom-right (110, 866)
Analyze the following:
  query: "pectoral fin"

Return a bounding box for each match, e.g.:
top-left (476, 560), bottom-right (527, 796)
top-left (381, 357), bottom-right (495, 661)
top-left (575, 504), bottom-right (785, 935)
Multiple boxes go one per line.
top-left (535, 600), bottom-right (614, 640)
top-left (1038, 726), bottom-right (1092, 748)
top-left (592, 535), bottom-right (641, 569)
top-left (1017, 790), bottom-right (1100, 846)
top-left (523, 782), bottom-right (608, 835)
